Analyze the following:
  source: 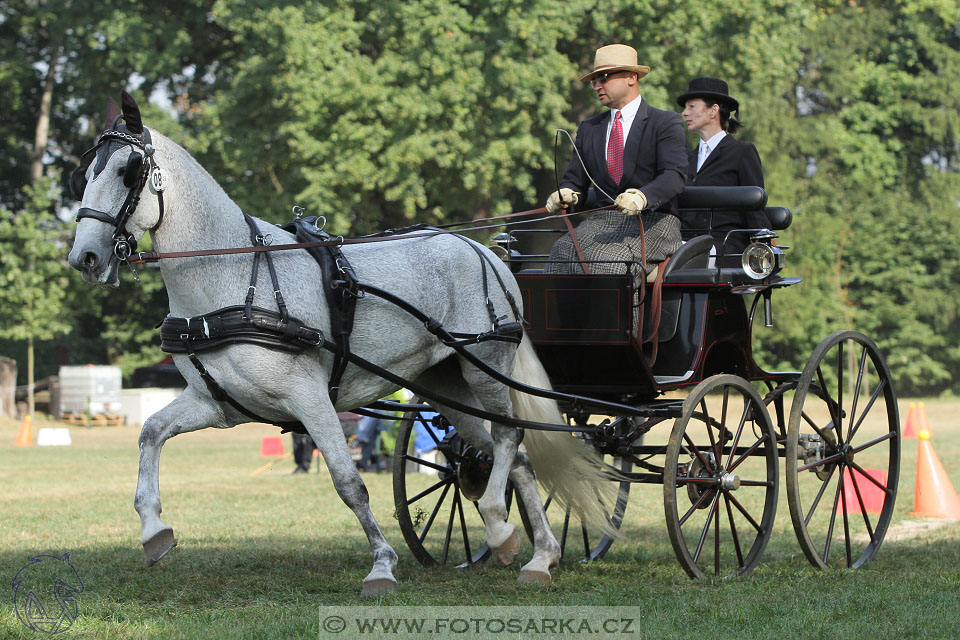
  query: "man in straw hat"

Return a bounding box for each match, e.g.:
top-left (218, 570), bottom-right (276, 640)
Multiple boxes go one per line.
top-left (544, 44), bottom-right (687, 276)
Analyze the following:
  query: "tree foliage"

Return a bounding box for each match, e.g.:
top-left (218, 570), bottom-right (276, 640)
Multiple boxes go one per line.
top-left (1, 0), bottom-right (958, 395)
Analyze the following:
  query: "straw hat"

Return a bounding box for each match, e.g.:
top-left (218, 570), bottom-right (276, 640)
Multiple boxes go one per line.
top-left (579, 44), bottom-right (651, 82)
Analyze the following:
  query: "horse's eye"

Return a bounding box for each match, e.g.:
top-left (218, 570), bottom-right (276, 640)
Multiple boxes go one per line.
top-left (117, 167), bottom-right (126, 176)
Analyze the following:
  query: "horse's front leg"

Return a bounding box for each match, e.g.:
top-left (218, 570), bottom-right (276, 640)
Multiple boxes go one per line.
top-left (134, 387), bottom-right (226, 566)
top-left (294, 401), bottom-right (398, 597)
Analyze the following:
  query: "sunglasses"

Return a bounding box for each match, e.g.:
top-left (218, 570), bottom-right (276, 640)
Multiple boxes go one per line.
top-left (591, 71), bottom-right (630, 86)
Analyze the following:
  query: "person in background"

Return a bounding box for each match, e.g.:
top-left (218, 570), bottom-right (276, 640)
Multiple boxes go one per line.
top-left (678, 77), bottom-right (769, 257)
top-left (355, 413), bottom-right (389, 472)
top-left (291, 432), bottom-right (316, 474)
top-left (544, 43), bottom-right (687, 277)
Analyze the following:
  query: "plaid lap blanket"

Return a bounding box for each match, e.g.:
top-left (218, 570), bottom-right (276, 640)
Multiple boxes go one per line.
top-left (545, 209), bottom-right (681, 278)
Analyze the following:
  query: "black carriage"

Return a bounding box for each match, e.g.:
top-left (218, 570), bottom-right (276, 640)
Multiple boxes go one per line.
top-left (390, 186), bottom-right (900, 578)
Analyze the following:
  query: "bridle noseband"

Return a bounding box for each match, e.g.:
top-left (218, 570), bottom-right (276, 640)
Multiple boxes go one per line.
top-left (72, 125), bottom-right (165, 274)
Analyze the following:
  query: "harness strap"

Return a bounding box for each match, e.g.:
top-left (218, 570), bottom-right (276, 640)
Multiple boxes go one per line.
top-left (179, 336), bottom-right (306, 433)
top-left (561, 213), bottom-right (591, 274)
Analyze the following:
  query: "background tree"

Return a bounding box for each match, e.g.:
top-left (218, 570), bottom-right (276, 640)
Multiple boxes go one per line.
top-left (0, 179), bottom-right (72, 414)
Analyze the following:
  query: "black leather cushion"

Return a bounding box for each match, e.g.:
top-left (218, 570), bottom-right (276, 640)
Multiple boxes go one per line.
top-left (677, 186), bottom-right (767, 210)
top-left (765, 206), bottom-right (792, 230)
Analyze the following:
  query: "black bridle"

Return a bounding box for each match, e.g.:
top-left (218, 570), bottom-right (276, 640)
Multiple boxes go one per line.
top-left (72, 124), bottom-right (165, 274)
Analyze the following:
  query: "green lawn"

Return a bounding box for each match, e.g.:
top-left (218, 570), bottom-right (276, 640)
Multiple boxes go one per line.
top-left (2, 400), bottom-right (959, 639)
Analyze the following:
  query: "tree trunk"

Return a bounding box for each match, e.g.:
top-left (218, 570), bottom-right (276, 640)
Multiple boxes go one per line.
top-left (0, 356), bottom-right (15, 419)
top-left (27, 336), bottom-right (35, 417)
top-left (30, 48), bottom-right (58, 183)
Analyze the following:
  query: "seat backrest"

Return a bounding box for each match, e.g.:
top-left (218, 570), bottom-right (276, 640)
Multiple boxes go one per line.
top-left (677, 186), bottom-right (767, 210)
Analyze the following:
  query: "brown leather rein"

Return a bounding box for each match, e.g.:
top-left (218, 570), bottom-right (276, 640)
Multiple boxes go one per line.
top-left (129, 205), bottom-right (608, 264)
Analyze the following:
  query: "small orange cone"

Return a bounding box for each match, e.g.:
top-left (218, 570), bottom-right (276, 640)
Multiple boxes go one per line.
top-left (837, 468), bottom-right (887, 514)
top-left (910, 430), bottom-right (960, 519)
top-left (902, 402), bottom-right (918, 439)
top-left (14, 415), bottom-right (34, 447)
top-left (260, 435), bottom-right (284, 457)
top-left (917, 401), bottom-right (932, 435)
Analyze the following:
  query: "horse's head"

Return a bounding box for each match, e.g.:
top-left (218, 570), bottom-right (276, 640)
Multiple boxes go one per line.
top-left (67, 91), bottom-right (165, 286)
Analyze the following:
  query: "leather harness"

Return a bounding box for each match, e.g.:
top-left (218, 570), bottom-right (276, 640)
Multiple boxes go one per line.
top-left (158, 216), bottom-right (523, 433)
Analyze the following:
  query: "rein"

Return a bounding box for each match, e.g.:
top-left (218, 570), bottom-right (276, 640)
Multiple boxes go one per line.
top-left (129, 206), bottom-right (610, 264)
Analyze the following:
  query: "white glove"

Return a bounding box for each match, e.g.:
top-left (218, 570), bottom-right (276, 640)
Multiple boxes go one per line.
top-left (614, 188), bottom-right (647, 215)
top-left (545, 188), bottom-right (579, 213)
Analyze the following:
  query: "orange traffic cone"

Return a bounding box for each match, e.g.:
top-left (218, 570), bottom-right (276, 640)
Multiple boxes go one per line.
top-left (14, 415), bottom-right (33, 447)
top-left (902, 402), bottom-right (918, 439)
top-left (260, 435), bottom-right (284, 457)
top-left (910, 430), bottom-right (960, 519)
top-left (917, 402), bottom-right (932, 435)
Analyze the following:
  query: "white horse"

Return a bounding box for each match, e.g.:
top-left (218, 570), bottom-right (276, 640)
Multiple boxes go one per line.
top-left (67, 93), bottom-right (615, 596)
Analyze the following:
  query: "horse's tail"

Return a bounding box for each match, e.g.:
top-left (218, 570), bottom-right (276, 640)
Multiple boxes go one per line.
top-left (509, 333), bottom-right (620, 540)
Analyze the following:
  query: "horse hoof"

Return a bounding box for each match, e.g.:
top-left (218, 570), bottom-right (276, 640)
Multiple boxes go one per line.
top-left (491, 529), bottom-right (521, 567)
top-left (143, 527), bottom-right (177, 566)
top-left (361, 577), bottom-right (397, 597)
top-left (518, 569), bottom-right (551, 584)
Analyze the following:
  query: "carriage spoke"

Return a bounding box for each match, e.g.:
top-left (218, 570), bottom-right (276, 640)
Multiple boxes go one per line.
top-left (417, 482), bottom-right (452, 545)
top-left (840, 474), bottom-right (853, 568)
top-left (692, 493), bottom-right (721, 564)
top-left (804, 464), bottom-right (838, 526)
top-left (455, 491), bottom-right (474, 566)
top-left (714, 494), bottom-right (721, 576)
top-left (724, 400), bottom-right (750, 469)
top-left (406, 475), bottom-right (453, 506)
top-left (848, 469), bottom-right (877, 544)
top-left (848, 383), bottom-right (887, 442)
top-left (848, 460), bottom-right (893, 494)
top-left (678, 486), bottom-right (717, 526)
top-left (682, 433), bottom-right (716, 474)
top-left (725, 491), bottom-right (765, 534)
top-left (815, 365), bottom-right (845, 447)
top-left (724, 494), bottom-right (745, 567)
top-left (441, 488), bottom-right (459, 565)
top-left (797, 450), bottom-right (844, 474)
top-left (727, 432), bottom-right (767, 473)
top-left (846, 346), bottom-right (868, 442)
top-left (402, 454), bottom-right (450, 476)
top-left (821, 469), bottom-right (844, 564)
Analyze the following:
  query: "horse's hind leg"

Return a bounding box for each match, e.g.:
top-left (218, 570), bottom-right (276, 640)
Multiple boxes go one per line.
top-left (134, 387), bottom-right (227, 566)
top-left (290, 399), bottom-right (398, 596)
top-left (509, 453), bottom-right (560, 582)
top-left (413, 360), bottom-right (555, 572)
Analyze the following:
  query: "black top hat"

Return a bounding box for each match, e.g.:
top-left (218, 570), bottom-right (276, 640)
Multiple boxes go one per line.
top-left (676, 77), bottom-right (739, 110)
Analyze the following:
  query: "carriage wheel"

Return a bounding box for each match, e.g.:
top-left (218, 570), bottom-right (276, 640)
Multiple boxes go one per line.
top-left (664, 374), bottom-right (779, 578)
top-left (516, 445), bottom-right (631, 563)
top-left (392, 403), bottom-right (511, 567)
top-left (785, 330), bottom-right (900, 570)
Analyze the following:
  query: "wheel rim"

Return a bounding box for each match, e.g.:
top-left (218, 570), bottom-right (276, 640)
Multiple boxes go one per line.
top-left (664, 374), bottom-right (779, 578)
top-left (392, 404), bottom-right (509, 567)
top-left (785, 330), bottom-right (900, 570)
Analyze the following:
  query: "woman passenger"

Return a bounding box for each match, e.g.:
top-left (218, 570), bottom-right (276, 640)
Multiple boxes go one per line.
top-left (677, 77), bottom-right (769, 258)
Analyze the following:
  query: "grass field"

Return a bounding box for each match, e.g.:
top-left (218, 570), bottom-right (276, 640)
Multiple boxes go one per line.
top-left (2, 399), bottom-right (960, 639)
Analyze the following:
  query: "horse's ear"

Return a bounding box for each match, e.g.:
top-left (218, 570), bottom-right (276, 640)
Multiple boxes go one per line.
top-left (121, 90), bottom-right (143, 134)
top-left (104, 97), bottom-right (121, 131)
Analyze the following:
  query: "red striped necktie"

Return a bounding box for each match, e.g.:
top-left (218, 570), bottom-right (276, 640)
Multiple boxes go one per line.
top-left (607, 110), bottom-right (624, 184)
